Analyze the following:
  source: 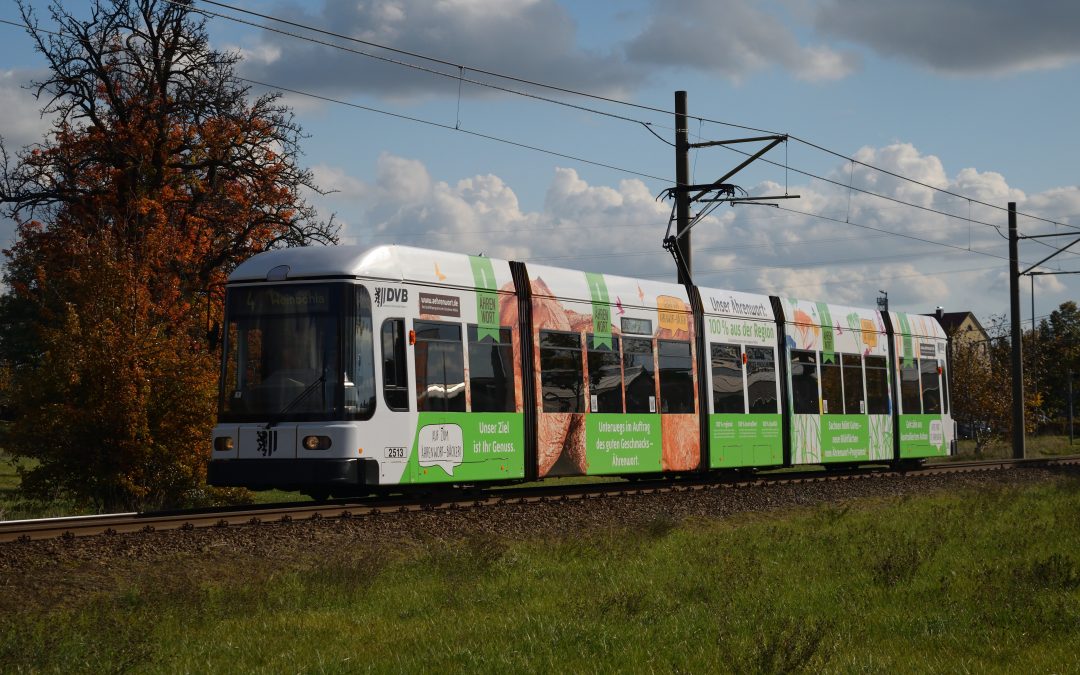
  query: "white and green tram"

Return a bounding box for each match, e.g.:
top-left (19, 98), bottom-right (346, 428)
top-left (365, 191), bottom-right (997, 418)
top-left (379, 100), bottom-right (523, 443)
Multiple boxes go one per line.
top-left (209, 245), bottom-right (953, 497)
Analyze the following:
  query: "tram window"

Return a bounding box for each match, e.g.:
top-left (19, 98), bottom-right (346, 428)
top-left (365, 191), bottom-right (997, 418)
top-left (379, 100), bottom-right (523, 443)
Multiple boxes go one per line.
top-left (345, 286), bottom-right (376, 419)
top-left (820, 354), bottom-right (844, 415)
top-left (659, 340), bottom-right (694, 414)
top-left (380, 319), bottom-right (409, 411)
top-left (900, 359), bottom-right (922, 414)
top-left (921, 358), bottom-right (942, 414)
top-left (414, 320), bottom-right (465, 412)
top-left (623, 337), bottom-right (656, 413)
top-left (468, 325), bottom-right (515, 413)
top-left (791, 350), bottom-right (819, 415)
top-left (747, 346), bottom-right (778, 414)
top-left (221, 283), bottom-right (340, 421)
top-left (539, 331), bottom-right (584, 413)
top-left (588, 335), bottom-right (623, 413)
top-left (865, 355), bottom-right (890, 415)
top-left (842, 353), bottom-right (864, 415)
top-left (711, 342), bottom-right (744, 414)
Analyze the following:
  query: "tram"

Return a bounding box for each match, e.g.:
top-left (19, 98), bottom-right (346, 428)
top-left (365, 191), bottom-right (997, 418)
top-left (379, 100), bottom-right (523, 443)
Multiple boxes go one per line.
top-left (208, 245), bottom-right (953, 496)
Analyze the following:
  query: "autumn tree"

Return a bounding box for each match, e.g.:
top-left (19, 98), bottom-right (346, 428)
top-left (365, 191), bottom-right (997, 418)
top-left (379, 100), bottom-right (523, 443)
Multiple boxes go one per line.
top-left (949, 314), bottom-right (1043, 455)
top-left (0, 0), bottom-right (337, 509)
top-left (949, 323), bottom-right (1008, 455)
top-left (1034, 301), bottom-right (1080, 423)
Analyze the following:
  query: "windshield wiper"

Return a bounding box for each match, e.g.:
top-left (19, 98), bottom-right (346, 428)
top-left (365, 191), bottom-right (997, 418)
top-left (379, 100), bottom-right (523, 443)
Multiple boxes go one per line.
top-left (265, 369), bottom-right (326, 429)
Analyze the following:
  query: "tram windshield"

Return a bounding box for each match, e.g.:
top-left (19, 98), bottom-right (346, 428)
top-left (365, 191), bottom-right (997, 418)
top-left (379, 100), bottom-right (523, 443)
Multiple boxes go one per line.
top-left (219, 283), bottom-right (376, 422)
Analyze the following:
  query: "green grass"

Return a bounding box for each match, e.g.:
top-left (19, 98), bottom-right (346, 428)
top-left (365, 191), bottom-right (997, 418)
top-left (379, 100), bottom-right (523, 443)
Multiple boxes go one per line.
top-left (4, 478), bottom-right (1080, 672)
top-left (945, 434), bottom-right (1079, 462)
top-left (0, 452), bottom-right (83, 521)
top-left (248, 487), bottom-right (313, 504)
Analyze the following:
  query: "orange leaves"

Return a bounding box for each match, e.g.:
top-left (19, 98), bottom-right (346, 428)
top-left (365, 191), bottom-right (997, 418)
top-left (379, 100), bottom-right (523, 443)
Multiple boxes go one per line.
top-left (0, 0), bottom-right (334, 509)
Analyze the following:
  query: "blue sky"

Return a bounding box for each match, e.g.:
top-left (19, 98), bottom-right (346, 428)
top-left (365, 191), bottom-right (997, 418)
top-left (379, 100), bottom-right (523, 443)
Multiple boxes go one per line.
top-left (1, 0), bottom-right (1079, 324)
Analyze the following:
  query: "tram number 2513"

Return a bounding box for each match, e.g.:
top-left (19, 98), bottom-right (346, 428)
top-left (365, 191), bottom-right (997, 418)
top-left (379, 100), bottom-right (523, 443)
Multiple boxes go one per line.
top-left (385, 447), bottom-right (406, 460)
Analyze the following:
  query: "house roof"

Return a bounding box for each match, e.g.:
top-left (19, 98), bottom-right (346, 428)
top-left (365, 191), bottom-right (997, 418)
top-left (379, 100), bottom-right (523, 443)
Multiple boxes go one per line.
top-left (927, 311), bottom-right (988, 338)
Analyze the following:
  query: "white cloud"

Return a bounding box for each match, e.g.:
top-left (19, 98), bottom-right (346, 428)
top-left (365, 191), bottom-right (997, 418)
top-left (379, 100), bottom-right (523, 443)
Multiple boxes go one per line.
top-left (312, 163), bottom-right (373, 200)
top-left (312, 147), bottom-right (1079, 322)
top-left (373, 153), bottom-right (431, 202)
top-left (625, 0), bottom-right (859, 82)
top-left (239, 0), bottom-right (642, 99)
top-left (228, 0), bottom-right (1080, 106)
top-left (0, 69), bottom-right (53, 151)
top-left (233, 43), bottom-right (282, 67)
top-left (0, 68), bottom-right (56, 250)
top-left (813, 0), bottom-right (1080, 75)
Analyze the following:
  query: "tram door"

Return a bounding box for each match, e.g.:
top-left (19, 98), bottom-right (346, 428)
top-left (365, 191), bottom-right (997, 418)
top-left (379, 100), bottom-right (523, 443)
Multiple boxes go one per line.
top-left (369, 281), bottom-right (526, 487)
top-left (371, 289), bottom-right (416, 485)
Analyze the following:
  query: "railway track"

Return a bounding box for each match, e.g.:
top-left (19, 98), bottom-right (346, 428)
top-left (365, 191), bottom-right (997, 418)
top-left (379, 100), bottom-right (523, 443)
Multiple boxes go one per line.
top-left (3, 455), bottom-right (1079, 543)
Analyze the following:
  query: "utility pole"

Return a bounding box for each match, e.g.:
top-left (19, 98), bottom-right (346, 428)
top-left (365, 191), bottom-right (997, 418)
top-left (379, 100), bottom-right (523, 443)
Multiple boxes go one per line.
top-left (1031, 276), bottom-right (1036, 332)
top-left (1008, 201), bottom-right (1025, 459)
top-left (1069, 369), bottom-right (1074, 445)
top-left (1011, 203), bottom-right (1080, 448)
top-left (674, 91), bottom-right (691, 285)
top-left (1031, 275), bottom-right (1037, 400)
top-left (663, 92), bottom-right (794, 282)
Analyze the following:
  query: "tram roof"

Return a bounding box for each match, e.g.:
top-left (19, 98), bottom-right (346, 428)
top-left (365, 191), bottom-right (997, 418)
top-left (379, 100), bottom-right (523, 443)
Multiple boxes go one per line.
top-left (524, 262), bottom-right (690, 312)
top-left (230, 244), bottom-right (691, 312)
top-left (228, 245), bottom-right (515, 290)
top-left (779, 298), bottom-right (885, 333)
top-left (889, 311), bottom-right (948, 340)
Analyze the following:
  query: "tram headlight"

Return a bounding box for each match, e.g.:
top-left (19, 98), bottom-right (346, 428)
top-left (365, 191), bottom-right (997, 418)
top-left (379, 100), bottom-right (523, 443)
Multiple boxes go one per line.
top-left (303, 435), bottom-right (332, 451)
top-left (213, 436), bottom-right (234, 452)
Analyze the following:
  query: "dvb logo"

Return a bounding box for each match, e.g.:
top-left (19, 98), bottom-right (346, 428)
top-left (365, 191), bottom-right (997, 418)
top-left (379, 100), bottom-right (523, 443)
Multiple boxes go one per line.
top-left (375, 287), bottom-right (408, 307)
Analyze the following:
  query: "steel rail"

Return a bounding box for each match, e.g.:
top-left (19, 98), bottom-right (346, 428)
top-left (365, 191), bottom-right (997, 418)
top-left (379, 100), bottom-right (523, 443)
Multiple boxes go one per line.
top-left (2, 455), bottom-right (1078, 543)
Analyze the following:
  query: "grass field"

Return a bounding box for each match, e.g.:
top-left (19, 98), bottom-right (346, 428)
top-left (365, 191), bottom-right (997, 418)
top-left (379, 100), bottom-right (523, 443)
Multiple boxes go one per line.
top-left (3, 476), bottom-right (1079, 672)
top-left (0, 453), bottom-right (80, 521)
top-left (948, 433), bottom-right (1078, 461)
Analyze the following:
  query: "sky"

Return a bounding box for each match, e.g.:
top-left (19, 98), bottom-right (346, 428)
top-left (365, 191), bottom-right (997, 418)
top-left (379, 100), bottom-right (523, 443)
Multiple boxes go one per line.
top-left (1, 0), bottom-right (1079, 325)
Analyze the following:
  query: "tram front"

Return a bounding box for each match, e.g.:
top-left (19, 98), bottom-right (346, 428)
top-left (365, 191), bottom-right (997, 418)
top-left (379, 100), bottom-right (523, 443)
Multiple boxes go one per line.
top-left (208, 277), bottom-right (378, 497)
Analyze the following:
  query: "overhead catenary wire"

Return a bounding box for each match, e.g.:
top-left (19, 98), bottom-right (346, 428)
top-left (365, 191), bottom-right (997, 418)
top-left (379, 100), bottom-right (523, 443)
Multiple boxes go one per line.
top-left (164, 0), bottom-right (1079, 234)
top-left (380, 212), bottom-right (1005, 260)
top-left (0, 17), bottom-right (33, 30)
top-left (168, 1), bottom-right (1077, 243)
top-left (637, 247), bottom-right (978, 276)
top-left (0, 15), bottom-right (671, 184)
top-left (31, 1), bottom-right (1062, 249)
top-left (162, 0), bottom-right (679, 143)
top-left (713, 141), bottom-right (1012, 235)
top-left (526, 238), bottom-right (971, 265)
top-left (239, 78), bottom-right (673, 184)
top-left (176, 0), bottom-right (774, 132)
top-left (5, 16), bottom-right (1076, 318)
top-left (3, 13), bottom-right (1075, 273)
top-left (0, 12), bottom-right (1041, 263)
top-left (785, 133), bottom-right (1080, 233)
top-left (35, 23), bottom-right (1061, 272)
top-left (771, 204), bottom-right (1063, 271)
